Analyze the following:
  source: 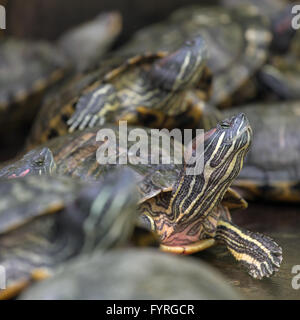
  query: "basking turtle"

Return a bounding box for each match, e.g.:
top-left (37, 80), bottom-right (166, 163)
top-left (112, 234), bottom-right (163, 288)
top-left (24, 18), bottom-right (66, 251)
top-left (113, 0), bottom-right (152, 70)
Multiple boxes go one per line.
top-left (0, 147), bottom-right (56, 179)
top-left (27, 36), bottom-right (212, 148)
top-left (0, 169), bottom-right (139, 299)
top-left (198, 101), bottom-right (300, 202)
top-left (118, 3), bottom-right (294, 108)
top-left (27, 114), bottom-right (282, 278)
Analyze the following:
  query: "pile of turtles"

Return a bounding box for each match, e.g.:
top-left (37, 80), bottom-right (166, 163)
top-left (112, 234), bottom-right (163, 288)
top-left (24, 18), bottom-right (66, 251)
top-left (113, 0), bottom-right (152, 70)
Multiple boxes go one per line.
top-left (0, 0), bottom-right (299, 299)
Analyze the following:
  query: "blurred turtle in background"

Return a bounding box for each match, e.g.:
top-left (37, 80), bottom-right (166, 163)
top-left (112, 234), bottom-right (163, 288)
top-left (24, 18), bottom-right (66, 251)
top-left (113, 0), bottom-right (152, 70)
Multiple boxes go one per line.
top-left (19, 249), bottom-right (241, 300)
top-left (198, 101), bottom-right (300, 202)
top-left (57, 12), bottom-right (122, 72)
top-left (0, 11), bottom-right (122, 159)
top-left (0, 38), bottom-right (67, 137)
top-left (118, 1), bottom-right (296, 109)
top-left (257, 31), bottom-right (300, 101)
top-left (26, 35), bottom-right (212, 148)
top-left (0, 169), bottom-right (139, 299)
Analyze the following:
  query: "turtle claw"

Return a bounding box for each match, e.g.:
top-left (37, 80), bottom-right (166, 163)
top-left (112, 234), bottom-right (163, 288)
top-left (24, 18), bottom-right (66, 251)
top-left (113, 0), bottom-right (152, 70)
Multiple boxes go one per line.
top-left (216, 220), bottom-right (283, 279)
top-left (67, 84), bottom-right (115, 132)
top-left (238, 232), bottom-right (283, 279)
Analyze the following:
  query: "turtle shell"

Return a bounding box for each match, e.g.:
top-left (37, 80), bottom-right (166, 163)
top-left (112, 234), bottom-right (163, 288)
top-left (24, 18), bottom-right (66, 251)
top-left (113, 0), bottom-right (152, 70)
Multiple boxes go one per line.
top-left (0, 169), bottom-right (138, 299)
top-left (57, 11), bottom-right (122, 72)
top-left (0, 175), bottom-right (83, 234)
top-left (27, 36), bottom-right (211, 148)
top-left (257, 31), bottom-right (300, 101)
top-left (0, 38), bottom-right (68, 128)
top-left (119, 4), bottom-right (272, 108)
top-left (200, 101), bottom-right (300, 202)
top-left (0, 11), bottom-right (123, 128)
top-left (40, 124), bottom-right (246, 209)
top-left (223, 102), bottom-right (300, 202)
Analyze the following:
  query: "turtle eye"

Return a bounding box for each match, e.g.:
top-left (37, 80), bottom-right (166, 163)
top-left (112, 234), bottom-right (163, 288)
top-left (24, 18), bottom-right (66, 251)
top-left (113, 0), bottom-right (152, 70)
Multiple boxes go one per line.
top-left (34, 158), bottom-right (44, 166)
top-left (220, 120), bottom-right (231, 129)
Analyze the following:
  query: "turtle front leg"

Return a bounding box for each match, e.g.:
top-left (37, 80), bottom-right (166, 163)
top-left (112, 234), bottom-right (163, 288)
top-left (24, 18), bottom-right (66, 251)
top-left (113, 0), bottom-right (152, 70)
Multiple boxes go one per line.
top-left (215, 219), bottom-right (282, 279)
top-left (67, 84), bottom-right (118, 132)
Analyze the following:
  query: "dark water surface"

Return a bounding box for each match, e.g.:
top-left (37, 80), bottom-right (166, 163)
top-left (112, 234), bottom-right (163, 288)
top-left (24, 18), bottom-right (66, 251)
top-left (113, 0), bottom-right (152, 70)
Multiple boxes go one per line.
top-left (197, 203), bottom-right (300, 300)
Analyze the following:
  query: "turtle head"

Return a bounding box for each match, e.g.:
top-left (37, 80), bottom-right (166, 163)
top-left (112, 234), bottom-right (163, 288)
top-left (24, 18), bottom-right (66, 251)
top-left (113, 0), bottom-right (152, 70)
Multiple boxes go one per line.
top-left (149, 36), bottom-right (209, 91)
top-left (175, 112), bottom-right (252, 218)
top-left (0, 148), bottom-right (56, 179)
top-left (143, 113), bottom-right (252, 249)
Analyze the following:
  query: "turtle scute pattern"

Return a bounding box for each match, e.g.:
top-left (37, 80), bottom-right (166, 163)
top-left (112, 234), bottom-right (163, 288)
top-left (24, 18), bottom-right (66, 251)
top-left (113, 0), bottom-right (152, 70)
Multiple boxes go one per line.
top-left (0, 169), bottom-right (139, 299)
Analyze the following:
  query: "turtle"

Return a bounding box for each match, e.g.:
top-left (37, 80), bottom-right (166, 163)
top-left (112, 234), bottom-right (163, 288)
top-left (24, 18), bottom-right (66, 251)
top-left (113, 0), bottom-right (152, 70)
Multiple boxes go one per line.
top-left (18, 248), bottom-right (241, 300)
top-left (57, 11), bottom-right (122, 73)
top-left (0, 11), bottom-right (122, 156)
top-left (117, 2), bottom-right (295, 109)
top-left (256, 30), bottom-right (300, 101)
top-left (197, 101), bottom-right (300, 202)
top-left (0, 168), bottom-right (139, 300)
top-left (26, 35), bottom-right (212, 149)
top-left (0, 147), bottom-right (56, 179)
top-left (0, 38), bottom-right (68, 132)
top-left (25, 113), bottom-right (282, 279)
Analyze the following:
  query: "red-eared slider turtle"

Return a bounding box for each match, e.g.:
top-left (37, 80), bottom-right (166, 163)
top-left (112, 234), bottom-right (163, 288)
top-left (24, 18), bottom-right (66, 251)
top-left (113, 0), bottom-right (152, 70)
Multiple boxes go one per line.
top-left (138, 113), bottom-right (282, 279)
top-left (0, 12), bottom-right (122, 157)
top-left (118, 3), bottom-right (294, 108)
top-left (0, 38), bottom-right (67, 132)
top-left (26, 36), bottom-right (212, 148)
top-left (26, 114), bottom-right (282, 278)
top-left (0, 169), bottom-right (138, 299)
top-left (198, 101), bottom-right (300, 202)
top-left (0, 147), bottom-right (56, 179)
top-left (0, 11), bottom-right (122, 119)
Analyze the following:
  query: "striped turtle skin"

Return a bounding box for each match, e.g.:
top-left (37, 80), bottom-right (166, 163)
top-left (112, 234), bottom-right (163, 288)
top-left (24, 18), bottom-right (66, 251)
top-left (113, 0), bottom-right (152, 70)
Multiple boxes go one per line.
top-left (118, 2), bottom-right (296, 109)
top-left (139, 113), bottom-right (282, 279)
top-left (13, 115), bottom-right (282, 278)
top-left (0, 12), bottom-right (122, 129)
top-left (0, 169), bottom-right (139, 299)
top-left (198, 101), bottom-right (300, 202)
top-left (0, 148), bottom-right (56, 179)
top-left (117, 3), bottom-right (273, 109)
top-left (27, 36), bottom-right (212, 148)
